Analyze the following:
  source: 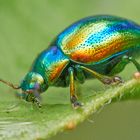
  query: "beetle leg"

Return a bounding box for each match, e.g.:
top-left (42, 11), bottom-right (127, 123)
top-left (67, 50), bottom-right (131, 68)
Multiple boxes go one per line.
top-left (79, 65), bottom-right (123, 85)
top-left (109, 55), bottom-right (140, 75)
top-left (68, 67), bottom-right (82, 109)
top-left (129, 57), bottom-right (140, 71)
top-left (26, 92), bottom-right (42, 108)
top-left (19, 91), bottom-right (42, 108)
top-left (108, 55), bottom-right (130, 75)
top-left (75, 65), bottom-right (85, 84)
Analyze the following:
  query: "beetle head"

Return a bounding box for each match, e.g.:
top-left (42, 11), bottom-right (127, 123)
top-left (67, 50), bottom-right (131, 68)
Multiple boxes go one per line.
top-left (20, 72), bottom-right (47, 93)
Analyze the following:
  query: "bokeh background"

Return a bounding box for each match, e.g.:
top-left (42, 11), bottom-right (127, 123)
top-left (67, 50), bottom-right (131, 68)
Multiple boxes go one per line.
top-left (0, 0), bottom-right (140, 140)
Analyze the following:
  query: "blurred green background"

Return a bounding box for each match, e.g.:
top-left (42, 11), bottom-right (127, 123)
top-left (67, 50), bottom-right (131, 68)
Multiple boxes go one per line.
top-left (0, 0), bottom-right (140, 140)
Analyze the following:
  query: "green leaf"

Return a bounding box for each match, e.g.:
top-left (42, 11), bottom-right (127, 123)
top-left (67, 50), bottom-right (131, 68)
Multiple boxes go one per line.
top-left (0, 79), bottom-right (139, 140)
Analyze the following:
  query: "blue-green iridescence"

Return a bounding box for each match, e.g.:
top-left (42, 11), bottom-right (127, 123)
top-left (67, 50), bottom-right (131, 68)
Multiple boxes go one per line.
top-left (20, 72), bottom-right (45, 91)
top-left (31, 46), bottom-right (69, 85)
top-left (55, 15), bottom-right (140, 64)
top-left (21, 46), bottom-right (69, 92)
top-left (20, 15), bottom-right (140, 93)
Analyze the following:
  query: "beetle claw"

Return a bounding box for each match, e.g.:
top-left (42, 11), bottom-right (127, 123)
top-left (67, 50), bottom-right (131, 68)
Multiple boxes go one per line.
top-left (25, 93), bottom-right (42, 108)
top-left (112, 76), bottom-right (124, 84)
top-left (102, 76), bottom-right (124, 85)
top-left (71, 96), bottom-right (83, 109)
top-left (31, 97), bottom-right (42, 108)
top-left (72, 101), bottom-right (83, 109)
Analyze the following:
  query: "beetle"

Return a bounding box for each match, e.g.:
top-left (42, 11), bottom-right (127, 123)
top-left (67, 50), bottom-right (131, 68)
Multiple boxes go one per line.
top-left (0, 15), bottom-right (140, 108)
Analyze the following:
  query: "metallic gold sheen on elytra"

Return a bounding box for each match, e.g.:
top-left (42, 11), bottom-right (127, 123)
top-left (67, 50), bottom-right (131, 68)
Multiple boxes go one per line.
top-left (56, 15), bottom-right (140, 64)
top-left (20, 15), bottom-right (140, 92)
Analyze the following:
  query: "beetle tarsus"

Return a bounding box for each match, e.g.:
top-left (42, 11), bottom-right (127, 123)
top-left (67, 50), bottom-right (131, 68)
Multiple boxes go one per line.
top-left (102, 76), bottom-right (124, 85)
top-left (71, 96), bottom-right (82, 109)
top-left (112, 76), bottom-right (124, 84)
top-left (25, 93), bottom-right (42, 108)
top-left (32, 97), bottom-right (42, 108)
top-left (72, 102), bottom-right (83, 109)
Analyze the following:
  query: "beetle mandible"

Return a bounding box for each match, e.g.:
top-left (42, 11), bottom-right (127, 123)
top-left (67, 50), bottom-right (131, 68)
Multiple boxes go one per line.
top-left (1, 15), bottom-right (140, 108)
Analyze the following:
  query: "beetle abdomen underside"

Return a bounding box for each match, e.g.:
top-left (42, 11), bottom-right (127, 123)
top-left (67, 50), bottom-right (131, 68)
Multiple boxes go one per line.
top-left (56, 15), bottom-right (140, 64)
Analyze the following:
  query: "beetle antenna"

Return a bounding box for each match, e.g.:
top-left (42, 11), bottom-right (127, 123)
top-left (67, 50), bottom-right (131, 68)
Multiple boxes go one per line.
top-left (0, 78), bottom-right (21, 90)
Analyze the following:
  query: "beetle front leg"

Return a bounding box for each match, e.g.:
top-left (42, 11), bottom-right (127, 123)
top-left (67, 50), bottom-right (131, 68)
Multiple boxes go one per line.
top-left (18, 91), bottom-right (42, 108)
top-left (78, 65), bottom-right (123, 85)
top-left (26, 92), bottom-right (42, 108)
top-left (68, 67), bottom-right (82, 109)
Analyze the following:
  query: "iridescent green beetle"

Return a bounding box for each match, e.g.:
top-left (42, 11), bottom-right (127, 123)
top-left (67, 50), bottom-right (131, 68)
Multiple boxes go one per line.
top-left (1, 15), bottom-right (140, 108)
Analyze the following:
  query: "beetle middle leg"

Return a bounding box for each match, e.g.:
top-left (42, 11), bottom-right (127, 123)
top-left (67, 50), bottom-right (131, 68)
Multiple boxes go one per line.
top-left (76, 65), bottom-right (123, 85)
top-left (68, 67), bottom-right (82, 109)
top-left (75, 65), bottom-right (85, 84)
